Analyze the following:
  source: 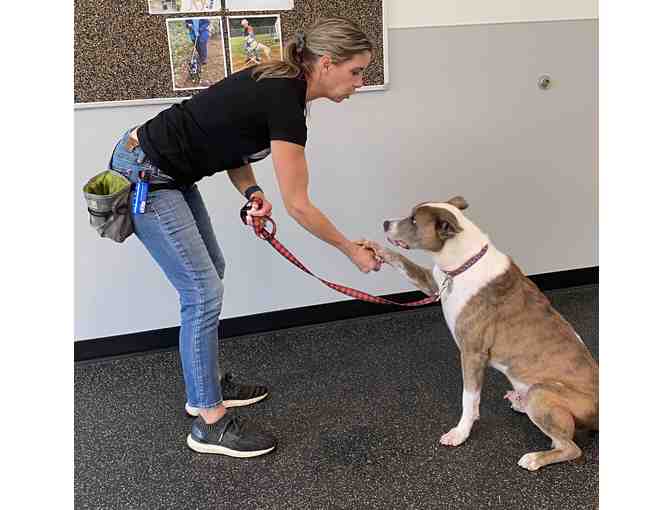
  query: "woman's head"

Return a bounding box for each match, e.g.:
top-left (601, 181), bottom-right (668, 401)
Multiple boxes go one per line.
top-left (252, 17), bottom-right (373, 101)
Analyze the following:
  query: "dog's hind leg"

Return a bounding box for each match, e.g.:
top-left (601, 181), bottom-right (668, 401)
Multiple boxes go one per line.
top-left (517, 383), bottom-right (584, 471)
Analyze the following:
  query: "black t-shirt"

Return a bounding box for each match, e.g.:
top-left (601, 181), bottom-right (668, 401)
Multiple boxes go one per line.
top-left (138, 67), bottom-right (308, 185)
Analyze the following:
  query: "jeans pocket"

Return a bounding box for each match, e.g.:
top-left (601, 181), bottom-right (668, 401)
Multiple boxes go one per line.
top-left (112, 147), bottom-right (147, 183)
top-left (112, 142), bottom-right (136, 177)
top-left (111, 129), bottom-right (173, 185)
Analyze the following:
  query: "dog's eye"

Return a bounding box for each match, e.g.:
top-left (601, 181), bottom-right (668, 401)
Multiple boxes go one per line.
top-left (410, 216), bottom-right (417, 225)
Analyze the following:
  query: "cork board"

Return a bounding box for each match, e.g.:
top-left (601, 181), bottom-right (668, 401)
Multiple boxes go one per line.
top-left (74, 0), bottom-right (387, 106)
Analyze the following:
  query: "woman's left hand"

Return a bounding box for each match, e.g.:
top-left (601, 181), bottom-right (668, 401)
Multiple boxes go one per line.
top-left (246, 194), bottom-right (273, 225)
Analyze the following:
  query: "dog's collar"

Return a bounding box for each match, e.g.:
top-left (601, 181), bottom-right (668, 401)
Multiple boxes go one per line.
top-left (441, 244), bottom-right (489, 279)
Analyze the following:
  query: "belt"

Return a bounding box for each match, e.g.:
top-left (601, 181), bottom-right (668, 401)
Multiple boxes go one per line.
top-left (124, 128), bottom-right (183, 191)
top-left (149, 182), bottom-right (183, 191)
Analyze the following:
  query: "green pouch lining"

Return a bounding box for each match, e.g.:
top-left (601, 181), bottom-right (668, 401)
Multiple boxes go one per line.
top-left (83, 170), bottom-right (131, 196)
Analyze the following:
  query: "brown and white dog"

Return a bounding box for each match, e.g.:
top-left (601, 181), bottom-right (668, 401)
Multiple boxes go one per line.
top-left (363, 197), bottom-right (598, 471)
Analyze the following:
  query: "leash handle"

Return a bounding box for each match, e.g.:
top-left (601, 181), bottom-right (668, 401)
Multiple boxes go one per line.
top-left (240, 198), bottom-right (440, 307)
top-left (240, 197), bottom-right (276, 239)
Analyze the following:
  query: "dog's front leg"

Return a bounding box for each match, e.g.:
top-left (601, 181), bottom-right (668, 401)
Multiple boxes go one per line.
top-left (358, 240), bottom-right (438, 296)
top-left (440, 349), bottom-right (488, 447)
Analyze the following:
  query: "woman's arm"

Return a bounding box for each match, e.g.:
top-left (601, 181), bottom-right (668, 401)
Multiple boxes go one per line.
top-left (227, 163), bottom-right (259, 197)
top-left (228, 163), bottom-right (272, 218)
top-left (271, 140), bottom-right (378, 272)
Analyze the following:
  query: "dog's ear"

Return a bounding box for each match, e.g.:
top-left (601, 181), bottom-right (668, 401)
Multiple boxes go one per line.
top-left (447, 196), bottom-right (468, 210)
top-left (436, 209), bottom-right (463, 240)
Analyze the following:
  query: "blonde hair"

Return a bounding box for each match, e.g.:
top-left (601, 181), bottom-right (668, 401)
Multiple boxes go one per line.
top-left (251, 17), bottom-right (373, 81)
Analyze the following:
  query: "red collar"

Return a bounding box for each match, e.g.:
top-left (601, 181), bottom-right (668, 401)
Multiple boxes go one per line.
top-left (442, 245), bottom-right (489, 278)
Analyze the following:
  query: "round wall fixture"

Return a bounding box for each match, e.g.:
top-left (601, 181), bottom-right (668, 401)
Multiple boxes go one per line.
top-left (538, 75), bottom-right (552, 90)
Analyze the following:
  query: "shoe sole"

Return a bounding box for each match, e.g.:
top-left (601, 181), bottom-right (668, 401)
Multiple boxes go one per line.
top-left (185, 392), bottom-right (269, 417)
top-left (186, 434), bottom-right (276, 458)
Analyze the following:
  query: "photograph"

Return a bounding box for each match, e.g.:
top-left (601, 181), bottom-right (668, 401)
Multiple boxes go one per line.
top-left (225, 0), bottom-right (294, 11)
top-left (227, 15), bottom-right (282, 73)
top-left (148, 0), bottom-right (222, 15)
top-left (166, 16), bottom-right (226, 91)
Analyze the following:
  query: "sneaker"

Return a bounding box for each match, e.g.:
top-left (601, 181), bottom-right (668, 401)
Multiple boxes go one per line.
top-left (185, 373), bottom-right (269, 416)
top-left (187, 412), bottom-right (277, 457)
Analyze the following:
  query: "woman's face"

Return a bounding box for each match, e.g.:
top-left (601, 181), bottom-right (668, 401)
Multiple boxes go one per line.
top-left (318, 51), bottom-right (372, 102)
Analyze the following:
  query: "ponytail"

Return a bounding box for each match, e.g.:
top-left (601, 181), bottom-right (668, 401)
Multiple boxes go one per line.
top-left (251, 17), bottom-right (372, 81)
top-left (251, 31), bottom-right (306, 80)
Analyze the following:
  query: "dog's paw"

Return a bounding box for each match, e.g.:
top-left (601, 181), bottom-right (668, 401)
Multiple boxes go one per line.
top-left (518, 452), bottom-right (543, 471)
top-left (371, 244), bottom-right (401, 265)
top-left (355, 240), bottom-right (399, 264)
top-left (439, 427), bottom-right (469, 447)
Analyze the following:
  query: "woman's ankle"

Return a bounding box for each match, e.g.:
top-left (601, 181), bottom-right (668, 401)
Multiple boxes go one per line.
top-left (200, 404), bottom-right (227, 424)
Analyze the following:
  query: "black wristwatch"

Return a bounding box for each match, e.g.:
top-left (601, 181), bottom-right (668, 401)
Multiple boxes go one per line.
top-left (244, 185), bottom-right (263, 200)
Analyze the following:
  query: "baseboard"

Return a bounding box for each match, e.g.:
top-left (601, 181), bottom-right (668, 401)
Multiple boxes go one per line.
top-left (74, 266), bottom-right (597, 362)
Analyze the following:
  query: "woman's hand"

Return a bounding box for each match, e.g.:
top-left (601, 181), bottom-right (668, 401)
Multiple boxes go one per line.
top-left (246, 194), bottom-right (273, 225)
top-left (354, 240), bottom-right (393, 264)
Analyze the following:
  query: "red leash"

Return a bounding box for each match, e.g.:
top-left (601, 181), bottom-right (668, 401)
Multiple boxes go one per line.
top-left (240, 199), bottom-right (442, 307)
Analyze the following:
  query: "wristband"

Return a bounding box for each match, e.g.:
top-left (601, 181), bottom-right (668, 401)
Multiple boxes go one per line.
top-left (244, 185), bottom-right (263, 200)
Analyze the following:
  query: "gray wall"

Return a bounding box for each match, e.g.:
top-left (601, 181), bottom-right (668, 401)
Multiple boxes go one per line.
top-left (75, 20), bottom-right (598, 341)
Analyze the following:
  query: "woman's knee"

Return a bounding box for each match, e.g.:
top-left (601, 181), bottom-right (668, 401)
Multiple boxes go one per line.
top-left (201, 276), bottom-right (224, 310)
top-left (179, 275), bottom-right (224, 315)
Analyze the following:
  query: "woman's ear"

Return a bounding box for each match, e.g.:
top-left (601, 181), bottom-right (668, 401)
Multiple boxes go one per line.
top-left (318, 54), bottom-right (332, 73)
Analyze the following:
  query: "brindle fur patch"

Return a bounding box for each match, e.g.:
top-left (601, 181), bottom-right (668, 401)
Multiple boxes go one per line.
top-left (414, 206), bottom-right (463, 251)
top-left (456, 262), bottom-right (599, 432)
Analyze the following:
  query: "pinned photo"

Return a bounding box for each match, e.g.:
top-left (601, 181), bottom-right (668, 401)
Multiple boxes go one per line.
top-left (227, 15), bottom-right (282, 73)
top-left (166, 17), bottom-right (226, 91)
top-left (226, 0), bottom-right (294, 11)
top-left (148, 0), bottom-right (222, 15)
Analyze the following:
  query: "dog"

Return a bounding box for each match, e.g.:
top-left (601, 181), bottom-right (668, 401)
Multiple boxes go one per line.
top-left (362, 196), bottom-right (598, 471)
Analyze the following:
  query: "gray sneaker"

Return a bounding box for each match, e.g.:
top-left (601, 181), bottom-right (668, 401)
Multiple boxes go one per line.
top-left (185, 373), bottom-right (269, 416)
top-left (187, 412), bottom-right (277, 458)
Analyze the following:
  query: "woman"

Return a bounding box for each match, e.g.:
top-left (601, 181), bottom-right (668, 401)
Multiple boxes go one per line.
top-left (110, 17), bottom-right (378, 458)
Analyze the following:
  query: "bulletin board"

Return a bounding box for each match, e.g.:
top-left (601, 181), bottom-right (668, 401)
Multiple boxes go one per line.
top-left (74, 0), bottom-right (388, 108)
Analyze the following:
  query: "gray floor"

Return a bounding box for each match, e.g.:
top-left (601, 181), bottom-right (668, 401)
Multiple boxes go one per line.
top-left (75, 284), bottom-right (598, 510)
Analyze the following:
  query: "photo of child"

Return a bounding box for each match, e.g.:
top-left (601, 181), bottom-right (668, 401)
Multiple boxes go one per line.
top-left (226, 15), bottom-right (282, 73)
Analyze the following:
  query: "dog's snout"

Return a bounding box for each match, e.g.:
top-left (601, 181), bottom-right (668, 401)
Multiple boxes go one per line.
top-left (383, 220), bottom-right (390, 232)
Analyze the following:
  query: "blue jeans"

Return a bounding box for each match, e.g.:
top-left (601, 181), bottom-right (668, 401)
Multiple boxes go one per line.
top-left (111, 128), bottom-right (225, 409)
